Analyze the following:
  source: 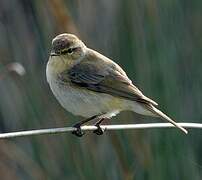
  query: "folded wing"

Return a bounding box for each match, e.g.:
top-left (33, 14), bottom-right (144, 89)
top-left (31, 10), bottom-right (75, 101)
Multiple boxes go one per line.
top-left (60, 57), bottom-right (158, 106)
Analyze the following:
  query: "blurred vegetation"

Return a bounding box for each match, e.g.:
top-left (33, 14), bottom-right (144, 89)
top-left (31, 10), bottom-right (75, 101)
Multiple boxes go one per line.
top-left (0, 0), bottom-right (202, 179)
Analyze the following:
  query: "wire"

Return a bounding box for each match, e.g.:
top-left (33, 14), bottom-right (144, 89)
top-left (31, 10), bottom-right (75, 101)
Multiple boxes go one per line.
top-left (0, 123), bottom-right (201, 139)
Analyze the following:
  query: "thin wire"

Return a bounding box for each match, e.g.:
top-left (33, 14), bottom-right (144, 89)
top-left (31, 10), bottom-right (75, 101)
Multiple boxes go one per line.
top-left (0, 123), bottom-right (201, 139)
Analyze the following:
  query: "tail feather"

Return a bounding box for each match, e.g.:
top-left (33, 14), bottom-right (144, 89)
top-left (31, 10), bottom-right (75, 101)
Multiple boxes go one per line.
top-left (146, 104), bottom-right (188, 134)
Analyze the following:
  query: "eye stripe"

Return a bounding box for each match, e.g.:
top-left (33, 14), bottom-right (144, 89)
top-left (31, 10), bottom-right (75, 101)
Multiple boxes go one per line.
top-left (61, 48), bottom-right (77, 54)
top-left (61, 49), bottom-right (69, 54)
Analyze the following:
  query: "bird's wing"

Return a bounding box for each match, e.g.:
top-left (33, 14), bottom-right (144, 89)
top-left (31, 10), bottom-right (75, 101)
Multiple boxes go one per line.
top-left (59, 52), bottom-right (158, 106)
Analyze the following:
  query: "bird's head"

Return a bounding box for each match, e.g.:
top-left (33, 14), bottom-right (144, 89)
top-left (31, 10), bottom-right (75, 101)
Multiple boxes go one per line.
top-left (48, 33), bottom-right (87, 73)
top-left (50, 33), bottom-right (86, 61)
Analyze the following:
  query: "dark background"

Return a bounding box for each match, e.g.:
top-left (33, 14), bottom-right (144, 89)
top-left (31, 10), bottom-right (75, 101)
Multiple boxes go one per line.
top-left (0, 0), bottom-right (201, 179)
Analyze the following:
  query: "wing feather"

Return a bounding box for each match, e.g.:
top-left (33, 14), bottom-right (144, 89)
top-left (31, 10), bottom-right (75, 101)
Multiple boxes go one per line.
top-left (59, 50), bottom-right (158, 106)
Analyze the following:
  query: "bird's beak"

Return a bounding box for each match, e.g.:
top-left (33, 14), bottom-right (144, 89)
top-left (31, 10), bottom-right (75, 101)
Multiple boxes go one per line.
top-left (50, 50), bottom-right (59, 57)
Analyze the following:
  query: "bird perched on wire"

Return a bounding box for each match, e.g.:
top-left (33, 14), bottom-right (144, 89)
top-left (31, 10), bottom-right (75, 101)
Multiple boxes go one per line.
top-left (46, 33), bottom-right (188, 137)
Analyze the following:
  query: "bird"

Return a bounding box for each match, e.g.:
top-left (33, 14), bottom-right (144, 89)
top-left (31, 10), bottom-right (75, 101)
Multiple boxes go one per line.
top-left (46, 33), bottom-right (188, 137)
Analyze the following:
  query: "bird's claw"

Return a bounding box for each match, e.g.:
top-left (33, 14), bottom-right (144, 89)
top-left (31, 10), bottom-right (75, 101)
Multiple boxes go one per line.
top-left (93, 124), bottom-right (105, 135)
top-left (72, 124), bottom-right (85, 137)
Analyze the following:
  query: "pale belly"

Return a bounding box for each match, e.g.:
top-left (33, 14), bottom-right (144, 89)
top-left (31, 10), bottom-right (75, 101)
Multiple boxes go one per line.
top-left (46, 66), bottom-right (153, 118)
top-left (48, 77), bottom-right (127, 117)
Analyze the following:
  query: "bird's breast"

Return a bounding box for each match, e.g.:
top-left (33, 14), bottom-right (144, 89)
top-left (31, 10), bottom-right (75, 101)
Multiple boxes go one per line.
top-left (46, 67), bottom-right (125, 118)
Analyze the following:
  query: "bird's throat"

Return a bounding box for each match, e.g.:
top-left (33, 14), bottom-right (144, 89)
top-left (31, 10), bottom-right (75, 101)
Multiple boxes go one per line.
top-left (47, 56), bottom-right (72, 75)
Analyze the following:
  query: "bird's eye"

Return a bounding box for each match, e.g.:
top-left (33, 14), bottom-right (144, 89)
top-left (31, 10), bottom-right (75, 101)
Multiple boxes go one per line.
top-left (67, 48), bottom-right (74, 54)
top-left (61, 48), bottom-right (77, 55)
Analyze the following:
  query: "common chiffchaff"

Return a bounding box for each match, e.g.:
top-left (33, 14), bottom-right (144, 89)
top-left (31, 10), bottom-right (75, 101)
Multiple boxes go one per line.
top-left (46, 33), bottom-right (187, 136)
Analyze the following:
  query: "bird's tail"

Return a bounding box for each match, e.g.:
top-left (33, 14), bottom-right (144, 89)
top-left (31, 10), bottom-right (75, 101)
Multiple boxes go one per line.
top-left (145, 104), bottom-right (188, 134)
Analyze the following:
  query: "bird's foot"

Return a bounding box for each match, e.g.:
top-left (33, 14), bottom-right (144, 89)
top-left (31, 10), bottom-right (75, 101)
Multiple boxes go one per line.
top-left (72, 124), bottom-right (85, 137)
top-left (93, 124), bottom-right (105, 135)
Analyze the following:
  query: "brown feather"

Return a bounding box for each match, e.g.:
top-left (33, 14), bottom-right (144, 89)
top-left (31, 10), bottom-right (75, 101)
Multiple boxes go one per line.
top-left (60, 48), bottom-right (158, 106)
top-left (143, 104), bottom-right (188, 134)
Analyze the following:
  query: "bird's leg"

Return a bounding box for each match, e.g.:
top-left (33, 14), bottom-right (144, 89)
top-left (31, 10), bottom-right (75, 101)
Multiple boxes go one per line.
top-left (93, 118), bottom-right (108, 135)
top-left (72, 115), bottom-right (98, 137)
